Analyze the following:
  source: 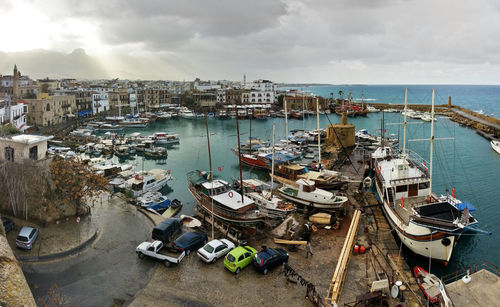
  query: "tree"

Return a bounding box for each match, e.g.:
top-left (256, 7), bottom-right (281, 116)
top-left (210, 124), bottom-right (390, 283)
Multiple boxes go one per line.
top-left (50, 157), bottom-right (108, 215)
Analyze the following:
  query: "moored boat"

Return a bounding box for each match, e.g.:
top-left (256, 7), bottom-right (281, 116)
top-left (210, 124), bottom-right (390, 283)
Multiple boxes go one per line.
top-left (491, 140), bottom-right (500, 154)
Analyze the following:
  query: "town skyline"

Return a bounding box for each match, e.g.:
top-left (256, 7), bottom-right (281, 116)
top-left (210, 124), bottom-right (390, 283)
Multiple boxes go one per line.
top-left (1, 0), bottom-right (500, 84)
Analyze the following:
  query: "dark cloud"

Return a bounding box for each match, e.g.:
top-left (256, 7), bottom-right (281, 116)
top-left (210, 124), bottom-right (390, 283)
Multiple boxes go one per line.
top-left (2, 0), bottom-right (500, 83)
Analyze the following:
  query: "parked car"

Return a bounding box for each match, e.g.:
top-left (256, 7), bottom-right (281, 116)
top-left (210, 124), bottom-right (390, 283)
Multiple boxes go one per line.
top-left (197, 239), bottom-right (235, 263)
top-left (224, 245), bottom-right (257, 274)
top-left (254, 247), bottom-right (289, 275)
top-left (152, 218), bottom-right (182, 243)
top-left (172, 232), bottom-right (208, 255)
top-left (1, 217), bottom-right (15, 233)
top-left (16, 226), bottom-right (39, 250)
top-left (136, 240), bottom-right (185, 267)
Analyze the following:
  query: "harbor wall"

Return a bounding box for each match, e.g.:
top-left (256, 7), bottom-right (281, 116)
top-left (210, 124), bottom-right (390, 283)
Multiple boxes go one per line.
top-left (365, 102), bottom-right (500, 138)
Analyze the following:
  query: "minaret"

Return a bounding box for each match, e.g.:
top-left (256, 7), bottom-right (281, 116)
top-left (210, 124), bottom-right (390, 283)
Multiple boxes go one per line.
top-left (13, 64), bottom-right (20, 100)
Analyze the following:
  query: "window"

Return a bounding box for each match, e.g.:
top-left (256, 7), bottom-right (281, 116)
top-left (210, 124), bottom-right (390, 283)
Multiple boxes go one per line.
top-left (396, 185), bottom-right (407, 193)
top-left (29, 146), bottom-right (38, 160)
top-left (238, 255), bottom-right (244, 262)
top-left (419, 182), bottom-right (429, 189)
top-left (46, 103), bottom-right (50, 111)
top-left (5, 146), bottom-right (14, 162)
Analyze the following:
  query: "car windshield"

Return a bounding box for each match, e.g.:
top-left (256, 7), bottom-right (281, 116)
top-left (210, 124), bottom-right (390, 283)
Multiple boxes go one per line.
top-left (203, 244), bottom-right (214, 253)
top-left (226, 254), bottom-right (235, 262)
top-left (17, 235), bottom-right (28, 242)
top-left (255, 254), bottom-right (263, 264)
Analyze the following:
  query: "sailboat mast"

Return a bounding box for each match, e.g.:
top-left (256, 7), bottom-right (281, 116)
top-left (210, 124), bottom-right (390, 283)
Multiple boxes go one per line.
top-left (205, 114), bottom-right (214, 239)
top-left (249, 113), bottom-right (252, 153)
top-left (235, 107), bottom-right (245, 204)
top-left (284, 96), bottom-right (289, 151)
top-left (381, 111), bottom-right (385, 147)
top-left (429, 89), bottom-right (435, 198)
top-left (302, 90), bottom-right (305, 130)
top-left (403, 88), bottom-right (408, 159)
top-left (271, 123), bottom-right (275, 196)
top-left (316, 97), bottom-right (321, 170)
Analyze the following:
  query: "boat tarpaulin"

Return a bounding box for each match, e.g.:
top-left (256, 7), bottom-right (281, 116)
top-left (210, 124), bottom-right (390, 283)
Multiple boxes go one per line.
top-left (457, 201), bottom-right (476, 212)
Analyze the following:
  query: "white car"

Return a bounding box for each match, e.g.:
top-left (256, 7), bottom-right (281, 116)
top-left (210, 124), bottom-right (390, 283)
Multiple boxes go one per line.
top-left (197, 239), bottom-right (235, 263)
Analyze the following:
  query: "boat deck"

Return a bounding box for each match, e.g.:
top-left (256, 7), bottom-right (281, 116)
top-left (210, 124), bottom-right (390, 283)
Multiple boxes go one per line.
top-left (392, 196), bottom-right (428, 225)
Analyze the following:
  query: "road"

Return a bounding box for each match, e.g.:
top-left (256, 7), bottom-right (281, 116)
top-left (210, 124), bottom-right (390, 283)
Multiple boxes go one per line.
top-left (22, 197), bottom-right (156, 306)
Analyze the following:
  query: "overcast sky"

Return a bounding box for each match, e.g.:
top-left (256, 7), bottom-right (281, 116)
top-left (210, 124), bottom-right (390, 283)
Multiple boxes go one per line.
top-left (1, 0), bottom-right (500, 83)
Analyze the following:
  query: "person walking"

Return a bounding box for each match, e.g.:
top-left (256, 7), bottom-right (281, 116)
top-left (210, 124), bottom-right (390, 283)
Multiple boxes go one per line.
top-left (306, 241), bottom-right (314, 258)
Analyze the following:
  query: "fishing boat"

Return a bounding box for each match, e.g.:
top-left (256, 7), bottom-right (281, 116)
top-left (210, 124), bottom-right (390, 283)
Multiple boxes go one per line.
top-left (236, 179), bottom-right (295, 218)
top-left (272, 164), bottom-right (349, 190)
top-left (277, 179), bottom-right (348, 210)
top-left (125, 169), bottom-right (172, 198)
top-left (371, 89), bottom-right (482, 263)
top-left (413, 266), bottom-right (441, 304)
top-left (187, 170), bottom-right (265, 227)
top-left (490, 140), bottom-right (500, 154)
top-left (144, 146), bottom-right (168, 159)
top-left (151, 132), bottom-right (180, 145)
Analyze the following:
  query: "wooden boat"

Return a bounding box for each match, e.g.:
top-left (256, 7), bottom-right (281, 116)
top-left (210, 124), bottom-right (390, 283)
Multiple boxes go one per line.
top-left (413, 266), bottom-right (440, 304)
top-left (162, 199), bottom-right (183, 218)
top-left (309, 212), bottom-right (336, 225)
top-left (187, 170), bottom-right (265, 228)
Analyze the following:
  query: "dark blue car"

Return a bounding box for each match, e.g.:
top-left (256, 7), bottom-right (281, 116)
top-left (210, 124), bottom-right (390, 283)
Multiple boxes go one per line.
top-left (172, 232), bottom-right (208, 255)
top-left (254, 247), bottom-right (289, 274)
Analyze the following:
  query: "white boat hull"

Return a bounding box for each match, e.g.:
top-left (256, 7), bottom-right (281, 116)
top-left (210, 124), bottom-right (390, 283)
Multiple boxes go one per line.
top-left (375, 180), bottom-right (456, 262)
top-left (491, 140), bottom-right (500, 154)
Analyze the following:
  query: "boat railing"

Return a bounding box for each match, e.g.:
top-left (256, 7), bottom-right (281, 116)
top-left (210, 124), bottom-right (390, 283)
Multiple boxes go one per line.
top-left (441, 260), bottom-right (500, 284)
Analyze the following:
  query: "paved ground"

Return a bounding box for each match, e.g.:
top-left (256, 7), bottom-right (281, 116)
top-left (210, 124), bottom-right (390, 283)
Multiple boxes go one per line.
top-left (451, 108), bottom-right (500, 130)
top-left (21, 196), bottom-right (156, 306)
top-left (5, 209), bottom-right (97, 259)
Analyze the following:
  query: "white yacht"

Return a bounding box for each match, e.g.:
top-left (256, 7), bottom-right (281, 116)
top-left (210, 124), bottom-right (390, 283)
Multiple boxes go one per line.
top-left (125, 169), bottom-right (172, 197)
top-left (179, 107), bottom-right (196, 119)
top-left (277, 179), bottom-right (348, 210)
top-left (491, 140), bottom-right (500, 154)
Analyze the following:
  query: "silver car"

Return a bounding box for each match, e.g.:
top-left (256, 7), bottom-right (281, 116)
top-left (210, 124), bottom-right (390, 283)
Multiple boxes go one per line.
top-left (16, 226), bottom-right (39, 250)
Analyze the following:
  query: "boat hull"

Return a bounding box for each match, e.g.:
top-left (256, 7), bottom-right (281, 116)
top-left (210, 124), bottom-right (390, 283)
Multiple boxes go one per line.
top-left (375, 179), bottom-right (456, 263)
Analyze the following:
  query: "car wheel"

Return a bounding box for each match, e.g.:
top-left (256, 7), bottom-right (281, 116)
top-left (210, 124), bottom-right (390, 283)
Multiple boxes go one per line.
top-left (212, 257), bottom-right (217, 263)
top-left (186, 249), bottom-right (190, 256)
top-left (235, 268), bottom-right (241, 274)
top-left (164, 260), bottom-right (171, 267)
top-left (263, 268), bottom-right (268, 275)
top-left (138, 253), bottom-right (144, 259)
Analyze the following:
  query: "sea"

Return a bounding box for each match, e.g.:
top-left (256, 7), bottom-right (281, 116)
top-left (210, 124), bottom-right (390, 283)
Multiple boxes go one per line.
top-left (108, 85), bottom-right (500, 277)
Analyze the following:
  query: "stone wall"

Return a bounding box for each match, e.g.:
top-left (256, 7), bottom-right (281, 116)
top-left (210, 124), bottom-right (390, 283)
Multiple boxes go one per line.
top-left (0, 234), bottom-right (36, 306)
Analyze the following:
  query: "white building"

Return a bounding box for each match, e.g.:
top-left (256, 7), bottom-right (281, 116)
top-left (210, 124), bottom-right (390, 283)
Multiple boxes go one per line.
top-left (0, 97), bottom-right (28, 132)
top-left (92, 93), bottom-right (109, 114)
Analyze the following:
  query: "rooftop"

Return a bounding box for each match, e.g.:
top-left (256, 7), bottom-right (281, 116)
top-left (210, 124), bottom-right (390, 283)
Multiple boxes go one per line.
top-left (1, 134), bottom-right (53, 145)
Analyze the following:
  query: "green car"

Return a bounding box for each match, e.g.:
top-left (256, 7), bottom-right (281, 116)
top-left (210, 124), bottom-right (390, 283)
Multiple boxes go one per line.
top-left (224, 245), bottom-right (257, 274)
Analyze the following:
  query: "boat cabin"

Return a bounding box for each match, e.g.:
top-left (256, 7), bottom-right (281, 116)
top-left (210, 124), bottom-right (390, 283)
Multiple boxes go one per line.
top-left (276, 164), bottom-right (308, 179)
top-left (201, 179), bottom-right (255, 214)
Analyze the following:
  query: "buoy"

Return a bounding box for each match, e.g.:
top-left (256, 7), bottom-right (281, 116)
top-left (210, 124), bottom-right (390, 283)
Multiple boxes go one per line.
top-left (228, 191), bottom-right (234, 198)
top-left (353, 244), bottom-right (359, 254)
top-left (359, 245), bottom-right (366, 254)
top-left (218, 166), bottom-right (222, 171)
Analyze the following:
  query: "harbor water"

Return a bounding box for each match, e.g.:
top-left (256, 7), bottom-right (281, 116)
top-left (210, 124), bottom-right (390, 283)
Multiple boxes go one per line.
top-left (110, 108), bottom-right (499, 277)
top-left (282, 85), bottom-right (500, 118)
